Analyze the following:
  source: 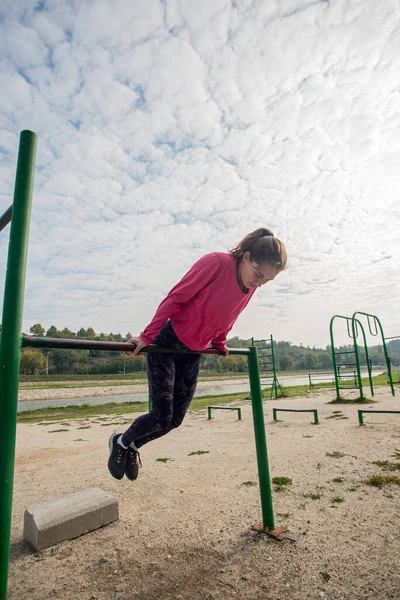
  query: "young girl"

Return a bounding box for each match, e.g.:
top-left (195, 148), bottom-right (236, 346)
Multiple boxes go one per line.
top-left (108, 227), bottom-right (287, 480)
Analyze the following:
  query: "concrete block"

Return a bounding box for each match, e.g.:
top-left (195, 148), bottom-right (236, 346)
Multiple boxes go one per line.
top-left (24, 487), bottom-right (119, 551)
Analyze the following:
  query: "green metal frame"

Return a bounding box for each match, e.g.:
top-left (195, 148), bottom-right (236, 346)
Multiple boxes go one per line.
top-left (251, 335), bottom-right (283, 399)
top-left (0, 131), bottom-right (38, 600)
top-left (0, 134), bottom-right (277, 598)
top-left (329, 315), bottom-right (374, 400)
top-left (207, 406), bottom-right (242, 420)
top-left (22, 336), bottom-right (275, 532)
top-left (358, 410), bottom-right (400, 425)
top-left (352, 312), bottom-right (395, 397)
top-left (272, 408), bottom-right (319, 425)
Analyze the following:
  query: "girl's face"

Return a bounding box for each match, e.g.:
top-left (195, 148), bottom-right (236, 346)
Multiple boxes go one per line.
top-left (238, 251), bottom-right (279, 290)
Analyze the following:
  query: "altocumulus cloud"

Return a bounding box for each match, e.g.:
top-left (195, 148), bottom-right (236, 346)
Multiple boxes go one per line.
top-left (0, 0), bottom-right (400, 348)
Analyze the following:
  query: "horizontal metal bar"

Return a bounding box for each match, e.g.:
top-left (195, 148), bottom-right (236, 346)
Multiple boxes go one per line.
top-left (0, 205), bottom-right (12, 232)
top-left (21, 334), bottom-right (251, 356)
top-left (334, 350), bottom-right (355, 355)
top-left (385, 336), bottom-right (400, 341)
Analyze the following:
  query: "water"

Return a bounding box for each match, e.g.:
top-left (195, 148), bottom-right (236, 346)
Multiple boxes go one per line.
top-left (17, 369), bottom-right (384, 413)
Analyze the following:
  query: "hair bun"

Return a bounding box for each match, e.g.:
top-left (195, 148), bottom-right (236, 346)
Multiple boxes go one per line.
top-left (260, 228), bottom-right (274, 237)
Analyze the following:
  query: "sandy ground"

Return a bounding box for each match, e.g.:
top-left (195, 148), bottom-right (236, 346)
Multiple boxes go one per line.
top-left (8, 386), bottom-right (400, 600)
top-left (18, 378), bottom-right (251, 402)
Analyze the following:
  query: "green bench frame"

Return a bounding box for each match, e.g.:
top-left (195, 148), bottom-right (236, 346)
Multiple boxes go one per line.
top-left (207, 406), bottom-right (242, 420)
top-left (272, 408), bottom-right (319, 425)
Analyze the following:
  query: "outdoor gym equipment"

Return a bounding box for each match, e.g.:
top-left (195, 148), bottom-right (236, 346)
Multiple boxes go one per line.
top-left (272, 408), bottom-right (319, 425)
top-left (352, 312), bottom-right (396, 397)
top-left (358, 410), bottom-right (400, 425)
top-left (330, 315), bottom-right (374, 400)
top-left (207, 406), bottom-right (242, 420)
top-left (252, 336), bottom-right (283, 398)
top-left (0, 131), bottom-right (282, 600)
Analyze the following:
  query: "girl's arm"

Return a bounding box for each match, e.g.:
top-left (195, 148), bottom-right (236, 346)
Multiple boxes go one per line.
top-left (211, 330), bottom-right (229, 355)
top-left (139, 253), bottom-right (220, 345)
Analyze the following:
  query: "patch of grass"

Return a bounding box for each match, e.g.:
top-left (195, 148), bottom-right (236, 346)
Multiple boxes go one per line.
top-left (272, 477), bottom-right (292, 486)
top-left (17, 401), bottom-right (146, 423)
top-left (302, 435), bottom-right (313, 438)
top-left (372, 460), bottom-right (400, 471)
top-left (188, 450), bottom-right (210, 456)
top-left (48, 429), bottom-right (69, 433)
top-left (332, 477), bottom-right (344, 483)
top-left (77, 426), bottom-right (91, 429)
top-left (320, 572), bottom-right (331, 582)
top-left (73, 439), bottom-right (85, 442)
top-left (346, 486), bottom-right (359, 492)
top-left (329, 397), bottom-right (374, 405)
top-left (364, 474), bottom-right (400, 488)
top-left (156, 457), bottom-right (173, 463)
top-left (242, 481), bottom-right (257, 487)
top-left (326, 451), bottom-right (345, 459)
top-left (302, 492), bottom-right (322, 500)
top-left (331, 496), bottom-right (345, 503)
top-left (392, 449), bottom-right (400, 460)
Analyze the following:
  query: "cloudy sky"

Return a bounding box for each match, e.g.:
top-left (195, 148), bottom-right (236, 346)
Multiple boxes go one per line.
top-left (1, 0), bottom-right (399, 349)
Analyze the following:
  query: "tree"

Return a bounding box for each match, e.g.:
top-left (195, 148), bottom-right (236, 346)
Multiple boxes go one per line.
top-left (30, 323), bottom-right (45, 337)
top-left (20, 350), bottom-right (46, 374)
top-left (61, 327), bottom-right (75, 338)
top-left (279, 355), bottom-right (294, 371)
top-left (77, 328), bottom-right (87, 338)
top-left (86, 328), bottom-right (96, 338)
top-left (51, 349), bottom-right (75, 373)
top-left (305, 354), bottom-right (316, 370)
top-left (46, 325), bottom-right (61, 338)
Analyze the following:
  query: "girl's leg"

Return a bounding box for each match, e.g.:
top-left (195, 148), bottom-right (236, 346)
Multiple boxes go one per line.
top-left (133, 352), bottom-right (201, 448)
top-left (120, 349), bottom-right (175, 447)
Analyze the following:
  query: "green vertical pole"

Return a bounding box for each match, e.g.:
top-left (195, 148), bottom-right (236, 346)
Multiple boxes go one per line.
top-left (247, 346), bottom-right (274, 530)
top-left (0, 130), bottom-right (37, 600)
top-left (351, 318), bottom-right (364, 400)
top-left (329, 316), bottom-right (341, 400)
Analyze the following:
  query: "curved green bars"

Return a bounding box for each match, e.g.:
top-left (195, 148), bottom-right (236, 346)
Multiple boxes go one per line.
top-left (352, 312), bottom-right (395, 396)
top-left (329, 314), bottom-right (374, 400)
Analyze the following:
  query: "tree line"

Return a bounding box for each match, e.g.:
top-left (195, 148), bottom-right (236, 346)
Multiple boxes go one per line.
top-left (6, 323), bottom-right (399, 376)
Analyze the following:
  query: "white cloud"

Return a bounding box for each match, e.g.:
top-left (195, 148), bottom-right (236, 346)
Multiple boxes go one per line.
top-left (1, 0), bottom-right (400, 350)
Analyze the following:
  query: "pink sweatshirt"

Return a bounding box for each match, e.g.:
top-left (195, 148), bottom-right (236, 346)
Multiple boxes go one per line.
top-left (139, 252), bottom-right (256, 352)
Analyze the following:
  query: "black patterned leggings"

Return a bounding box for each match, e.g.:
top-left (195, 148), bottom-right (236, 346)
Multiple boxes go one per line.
top-left (121, 321), bottom-right (201, 449)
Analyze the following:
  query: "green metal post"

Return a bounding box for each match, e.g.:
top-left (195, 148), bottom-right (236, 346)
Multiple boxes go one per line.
top-left (207, 407), bottom-right (212, 420)
top-left (247, 346), bottom-right (274, 531)
top-left (358, 410), bottom-right (364, 425)
top-left (0, 130), bottom-right (37, 600)
top-left (329, 317), bottom-right (341, 400)
top-left (313, 410), bottom-right (319, 425)
top-left (351, 319), bottom-right (364, 400)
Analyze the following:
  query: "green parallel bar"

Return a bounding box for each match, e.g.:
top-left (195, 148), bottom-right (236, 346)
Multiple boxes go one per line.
top-left (0, 206), bottom-right (12, 233)
top-left (358, 410), bottom-right (400, 426)
top-left (272, 408), bottom-right (319, 424)
top-left (0, 131), bottom-right (37, 600)
top-left (247, 346), bottom-right (274, 531)
top-left (21, 335), bottom-right (250, 355)
top-left (207, 406), bottom-right (241, 419)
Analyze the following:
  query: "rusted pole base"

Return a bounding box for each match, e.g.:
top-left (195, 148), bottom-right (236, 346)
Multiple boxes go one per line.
top-left (252, 523), bottom-right (297, 542)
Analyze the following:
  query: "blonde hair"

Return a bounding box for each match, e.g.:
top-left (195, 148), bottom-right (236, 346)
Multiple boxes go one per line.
top-left (229, 227), bottom-right (287, 270)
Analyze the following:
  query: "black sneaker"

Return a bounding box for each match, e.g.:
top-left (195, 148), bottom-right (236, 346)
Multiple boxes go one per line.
top-left (125, 447), bottom-right (142, 481)
top-left (108, 433), bottom-right (127, 480)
